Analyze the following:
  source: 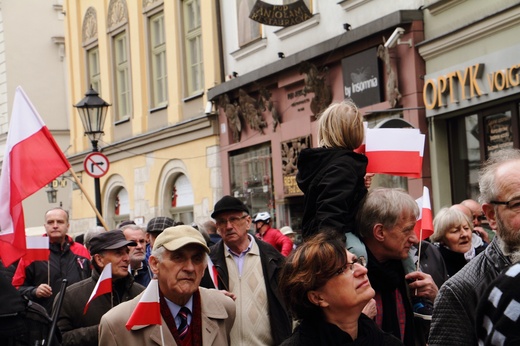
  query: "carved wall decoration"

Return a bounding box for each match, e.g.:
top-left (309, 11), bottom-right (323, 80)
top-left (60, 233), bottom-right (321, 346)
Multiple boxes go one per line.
top-left (377, 44), bottom-right (402, 108)
top-left (82, 7), bottom-right (98, 44)
top-left (259, 87), bottom-right (281, 131)
top-left (299, 61), bottom-right (332, 116)
top-left (107, 0), bottom-right (129, 31)
top-left (219, 94), bottom-right (242, 142)
top-left (281, 135), bottom-right (310, 196)
top-left (142, 0), bottom-right (162, 10)
top-left (238, 88), bottom-right (267, 134)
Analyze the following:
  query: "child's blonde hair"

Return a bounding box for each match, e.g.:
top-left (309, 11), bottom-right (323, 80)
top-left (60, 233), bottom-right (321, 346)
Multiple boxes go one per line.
top-left (317, 100), bottom-right (364, 150)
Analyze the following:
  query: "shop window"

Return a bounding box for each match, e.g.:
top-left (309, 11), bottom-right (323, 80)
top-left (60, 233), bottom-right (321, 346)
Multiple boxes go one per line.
top-left (229, 143), bottom-right (274, 220)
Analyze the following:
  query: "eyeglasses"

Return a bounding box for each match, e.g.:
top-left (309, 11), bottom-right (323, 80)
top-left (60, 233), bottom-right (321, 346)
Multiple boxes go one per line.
top-left (490, 198), bottom-right (520, 213)
top-left (215, 215), bottom-right (248, 227)
top-left (335, 257), bottom-right (367, 275)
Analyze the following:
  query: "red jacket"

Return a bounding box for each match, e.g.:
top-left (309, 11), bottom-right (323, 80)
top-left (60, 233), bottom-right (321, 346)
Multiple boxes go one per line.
top-left (255, 226), bottom-right (293, 256)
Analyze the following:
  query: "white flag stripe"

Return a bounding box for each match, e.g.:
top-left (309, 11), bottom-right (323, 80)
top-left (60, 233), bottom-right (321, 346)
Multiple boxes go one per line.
top-left (26, 237), bottom-right (49, 249)
top-left (87, 263), bottom-right (112, 302)
top-left (366, 129), bottom-right (424, 155)
top-left (140, 279), bottom-right (159, 303)
top-left (422, 187), bottom-right (431, 209)
top-left (8, 87), bottom-right (46, 149)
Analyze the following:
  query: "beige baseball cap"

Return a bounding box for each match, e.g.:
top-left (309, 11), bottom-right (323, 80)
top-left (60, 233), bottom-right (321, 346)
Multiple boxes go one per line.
top-left (152, 225), bottom-right (210, 253)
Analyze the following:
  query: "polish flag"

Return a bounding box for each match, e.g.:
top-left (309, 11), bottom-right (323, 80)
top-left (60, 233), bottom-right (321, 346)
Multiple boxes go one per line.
top-left (365, 128), bottom-right (425, 178)
top-left (23, 236), bottom-right (50, 263)
top-left (0, 86), bottom-right (71, 266)
top-left (126, 279), bottom-right (161, 330)
top-left (207, 255), bottom-right (219, 289)
top-left (84, 263), bottom-right (112, 314)
top-left (414, 186), bottom-right (434, 240)
top-left (353, 122), bottom-right (368, 155)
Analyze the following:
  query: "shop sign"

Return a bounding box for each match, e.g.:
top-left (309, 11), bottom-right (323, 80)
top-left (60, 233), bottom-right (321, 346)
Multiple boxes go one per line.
top-left (249, 0), bottom-right (312, 27)
top-left (341, 48), bottom-right (382, 108)
top-left (424, 44), bottom-right (520, 117)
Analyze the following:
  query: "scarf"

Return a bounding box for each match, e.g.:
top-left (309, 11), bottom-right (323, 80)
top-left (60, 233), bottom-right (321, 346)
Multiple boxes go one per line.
top-left (159, 289), bottom-right (203, 346)
top-left (366, 248), bottom-right (415, 345)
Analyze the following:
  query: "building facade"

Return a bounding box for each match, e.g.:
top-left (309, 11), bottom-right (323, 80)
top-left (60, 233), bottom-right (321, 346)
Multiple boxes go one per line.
top-left (208, 0), bottom-right (430, 231)
top-left (0, 0), bottom-right (71, 234)
top-left (64, 0), bottom-right (222, 232)
top-left (419, 0), bottom-right (520, 211)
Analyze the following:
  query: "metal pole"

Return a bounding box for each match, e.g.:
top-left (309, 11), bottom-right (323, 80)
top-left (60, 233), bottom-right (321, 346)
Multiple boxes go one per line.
top-left (92, 140), bottom-right (103, 226)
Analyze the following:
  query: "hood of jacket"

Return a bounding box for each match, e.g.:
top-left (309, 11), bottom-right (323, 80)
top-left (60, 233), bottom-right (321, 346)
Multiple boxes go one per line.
top-left (296, 147), bottom-right (367, 192)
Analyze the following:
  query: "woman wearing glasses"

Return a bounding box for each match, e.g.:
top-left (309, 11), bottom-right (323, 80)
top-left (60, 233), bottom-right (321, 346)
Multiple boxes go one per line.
top-left (431, 207), bottom-right (487, 278)
top-left (278, 231), bottom-right (403, 345)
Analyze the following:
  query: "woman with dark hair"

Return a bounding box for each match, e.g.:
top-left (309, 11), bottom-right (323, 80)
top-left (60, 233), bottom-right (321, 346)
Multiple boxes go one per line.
top-left (279, 231), bottom-right (402, 345)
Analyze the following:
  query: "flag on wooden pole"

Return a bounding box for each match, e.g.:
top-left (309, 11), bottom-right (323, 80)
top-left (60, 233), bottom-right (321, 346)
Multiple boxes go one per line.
top-left (0, 86), bottom-right (71, 266)
top-left (23, 236), bottom-right (50, 263)
top-left (414, 186), bottom-right (434, 240)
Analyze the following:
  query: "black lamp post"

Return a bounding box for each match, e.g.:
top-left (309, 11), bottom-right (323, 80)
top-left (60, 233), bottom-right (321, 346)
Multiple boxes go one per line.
top-left (74, 87), bottom-right (110, 226)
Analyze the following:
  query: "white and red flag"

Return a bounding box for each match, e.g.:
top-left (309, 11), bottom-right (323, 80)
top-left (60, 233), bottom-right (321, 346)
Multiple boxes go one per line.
top-left (207, 255), bottom-right (219, 289)
top-left (23, 236), bottom-right (50, 263)
top-left (365, 128), bottom-right (425, 178)
top-left (0, 86), bottom-right (71, 266)
top-left (126, 279), bottom-right (161, 330)
top-left (413, 186), bottom-right (434, 240)
top-left (84, 263), bottom-right (112, 314)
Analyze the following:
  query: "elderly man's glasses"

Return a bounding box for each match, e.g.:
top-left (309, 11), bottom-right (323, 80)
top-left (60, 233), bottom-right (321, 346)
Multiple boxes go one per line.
top-left (215, 215), bottom-right (248, 227)
top-left (490, 198), bottom-right (520, 213)
top-left (335, 257), bottom-right (367, 275)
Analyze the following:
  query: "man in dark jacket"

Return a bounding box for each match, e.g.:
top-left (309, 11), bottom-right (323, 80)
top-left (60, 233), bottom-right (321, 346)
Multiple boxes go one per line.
top-left (54, 230), bottom-right (144, 346)
top-left (200, 195), bottom-right (292, 346)
top-left (429, 149), bottom-right (520, 345)
top-left (12, 208), bottom-right (91, 314)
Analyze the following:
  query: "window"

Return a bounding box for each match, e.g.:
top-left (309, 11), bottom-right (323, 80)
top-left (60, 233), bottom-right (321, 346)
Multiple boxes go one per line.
top-left (169, 174), bottom-right (194, 224)
top-left (114, 31), bottom-right (131, 119)
top-left (237, 0), bottom-right (261, 46)
top-left (183, 0), bottom-right (203, 95)
top-left (149, 11), bottom-right (167, 108)
top-left (229, 143), bottom-right (274, 219)
top-left (87, 47), bottom-right (101, 94)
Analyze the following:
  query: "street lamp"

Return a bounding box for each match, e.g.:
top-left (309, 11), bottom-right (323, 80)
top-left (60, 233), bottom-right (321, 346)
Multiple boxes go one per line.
top-left (74, 86), bottom-right (110, 226)
top-left (46, 183), bottom-right (58, 204)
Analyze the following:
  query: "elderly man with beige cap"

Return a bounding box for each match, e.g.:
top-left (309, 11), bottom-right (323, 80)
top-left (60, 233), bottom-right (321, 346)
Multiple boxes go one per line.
top-left (99, 225), bottom-right (236, 345)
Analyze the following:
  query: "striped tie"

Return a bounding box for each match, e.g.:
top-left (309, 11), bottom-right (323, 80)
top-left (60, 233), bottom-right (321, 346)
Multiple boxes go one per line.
top-left (177, 307), bottom-right (190, 339)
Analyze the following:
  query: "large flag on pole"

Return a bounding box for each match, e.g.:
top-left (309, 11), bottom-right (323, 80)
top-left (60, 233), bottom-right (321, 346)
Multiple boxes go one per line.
top-left (84, 263), bottom-right (112, 314)
top-left (126, 279), bottom-right (161, 330)
top-left (0, 86), bottom-right (71, 266)
top-left (414, 186), bottom-right (434, 240)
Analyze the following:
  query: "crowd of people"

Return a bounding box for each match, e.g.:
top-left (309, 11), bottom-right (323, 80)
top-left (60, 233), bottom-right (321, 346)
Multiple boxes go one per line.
top-left (4, 100), bottom-right (520, 345)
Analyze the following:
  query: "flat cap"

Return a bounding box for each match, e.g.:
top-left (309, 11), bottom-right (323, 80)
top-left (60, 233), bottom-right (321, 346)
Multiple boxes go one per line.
top-left (153, 225), bottom-right (209, 253)
top-left (89, 230), bottom-right (137, 255)
top-left (211, 195), bottom-right (249, 219)
top-left (146, 216), bottom-right (175, 233)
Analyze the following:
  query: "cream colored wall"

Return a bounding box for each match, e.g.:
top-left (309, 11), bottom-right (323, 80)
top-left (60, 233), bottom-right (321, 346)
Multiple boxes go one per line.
top-left (64, 0), bottom-right (222, 229)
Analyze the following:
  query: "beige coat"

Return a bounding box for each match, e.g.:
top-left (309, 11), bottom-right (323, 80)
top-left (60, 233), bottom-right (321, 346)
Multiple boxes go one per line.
top-left (99, 287), bottom-right (236, 346)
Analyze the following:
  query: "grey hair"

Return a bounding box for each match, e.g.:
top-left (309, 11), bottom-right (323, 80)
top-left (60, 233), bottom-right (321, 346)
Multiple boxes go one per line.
top-left (431, 207), bottom-right (473, 243)
top-left (357, 188), bottom-right (419, 239)
top-left (478, 149), bottom-right (520, 204)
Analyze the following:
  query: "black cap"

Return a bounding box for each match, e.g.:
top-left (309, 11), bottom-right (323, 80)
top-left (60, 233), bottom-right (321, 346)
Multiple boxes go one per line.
top-left (146, 217), bottom-right (175, 233)
top-left (211, 195), bottom-right (249, 219)
top-left (89, 230), bottom-right (137, 255)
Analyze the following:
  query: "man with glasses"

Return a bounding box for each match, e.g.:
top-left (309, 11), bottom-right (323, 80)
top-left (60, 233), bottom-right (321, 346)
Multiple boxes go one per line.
top-left (357, 188), bottom-right (438, 345)
top-left (121, 224), bottom-right (152, 287)
top-left (200, 195), bottom-right (291, 346)
top-left (429, 148), bottom-right (520, 346)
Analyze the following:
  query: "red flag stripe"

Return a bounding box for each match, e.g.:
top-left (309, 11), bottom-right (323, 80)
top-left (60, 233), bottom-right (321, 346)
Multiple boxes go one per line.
top-left (126, 279), bottom-right (161, 330)
top-left (366, 151), bottom-right (423, 176)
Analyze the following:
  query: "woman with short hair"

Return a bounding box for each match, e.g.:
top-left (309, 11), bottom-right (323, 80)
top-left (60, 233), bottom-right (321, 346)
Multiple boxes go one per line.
top-left (278, 231), bottom-right (402, 345)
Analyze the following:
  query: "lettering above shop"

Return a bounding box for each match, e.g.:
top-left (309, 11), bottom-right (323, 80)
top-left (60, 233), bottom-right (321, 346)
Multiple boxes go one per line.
top-left (249, 0), bottom-right (312, 27)
top-left (423, 44), bottom-right (520, 117)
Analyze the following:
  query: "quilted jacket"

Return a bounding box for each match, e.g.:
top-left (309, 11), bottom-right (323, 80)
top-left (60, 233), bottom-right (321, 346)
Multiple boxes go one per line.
top-left (429, 238), bottom-right (511, 345)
